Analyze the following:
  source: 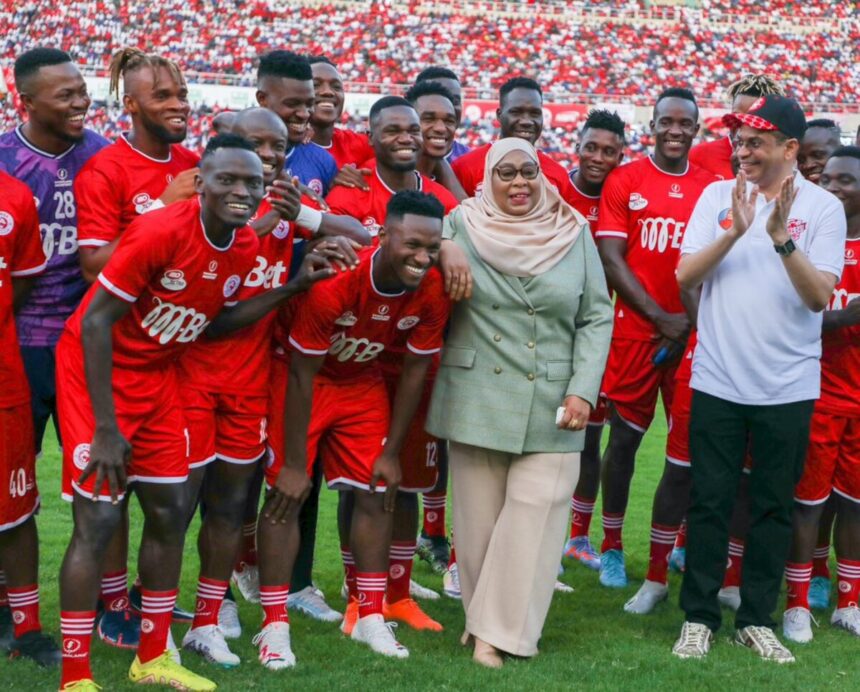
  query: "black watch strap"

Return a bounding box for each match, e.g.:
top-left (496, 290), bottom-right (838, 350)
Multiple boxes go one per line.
top-left (774, 238), bottom-right (796, 256)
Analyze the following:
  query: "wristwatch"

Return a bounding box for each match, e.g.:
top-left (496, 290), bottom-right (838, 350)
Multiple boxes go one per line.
top-left (774, 238), bottom-right (796, 257)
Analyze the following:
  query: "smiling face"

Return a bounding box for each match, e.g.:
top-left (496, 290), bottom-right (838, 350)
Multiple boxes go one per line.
top-left (798, 126), bottom-right (841, 184)
top-left (20, 61), bottom-right (91, 143)
top-left (426, 76), bottom-right (462, 124)
top-left (377, 212), bottom-right (442, 291)
top-left (231, 109), bottom-right (288, 186)
top-left (734, 124), bottom-right (798, 189)
top-left (651, 96), bottom-right (698, 165)
top-left (310, 62), bottom-right (344, 128)
top-left (576, 127), bottom-right (624, 186)
top-left (371, 105), bottom-right (422, 173)
top-left (197, 147), bottom-right (265, 230)
top-left (497, 88), bottom-right (543, 144)
top-left (820, 156), bottom-right (860, 221)
top-left (256, 75), bottom-right (315, 144)
top-left (414, 93), bottom-right (457, 158)
top-left (124, 65), bottom-right (190, 144)
top-left (490, 149), bottom-right (540, 216)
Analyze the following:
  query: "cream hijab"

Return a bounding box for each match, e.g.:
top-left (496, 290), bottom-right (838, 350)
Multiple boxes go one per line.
top-left (459, 138), bottom-right (585, 277)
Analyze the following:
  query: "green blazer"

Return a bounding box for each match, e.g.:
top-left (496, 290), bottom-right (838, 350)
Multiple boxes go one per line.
top-left (426, 207), bottom-right (613, 454)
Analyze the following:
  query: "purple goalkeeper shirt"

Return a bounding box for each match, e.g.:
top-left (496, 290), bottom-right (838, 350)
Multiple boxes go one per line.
top-left (0, 126), bottom-right (108, 347)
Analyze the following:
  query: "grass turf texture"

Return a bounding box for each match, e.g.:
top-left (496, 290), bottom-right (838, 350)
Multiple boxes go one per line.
top-left (2, 421), bottom-right (858, 691)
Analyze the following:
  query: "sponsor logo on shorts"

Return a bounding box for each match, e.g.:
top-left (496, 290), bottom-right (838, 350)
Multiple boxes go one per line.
top-left (273, 220), bottom-right (291, 239)
top-left (160, 269), bottom-right (187, 291)
top-left (223, 274), bottom-right (241, 298)
top-left (140, 297), bottom-right (211, 345)
top-left (335, 311), bottom-right (358, 327)
top-left (397, 315), bottom-right (420, 330)
top-left (371, 304), bottom-right (390, 322)
top-left (787, 218), bottom-right (808, 242)
top-left (718, 207), bottom-right (733, 231)
top-left (669, 183), bottom-right (684, 199)
top-left (0, 211), bottom-right (14, 236)
top-left (141, 618), bottom-right (154, 633)
top-left (628, 193), bottom-right (648, 210)
top-left (73, 444), bottom-right (91, 472)
top-left (133, 193), bottom-right (154, 214)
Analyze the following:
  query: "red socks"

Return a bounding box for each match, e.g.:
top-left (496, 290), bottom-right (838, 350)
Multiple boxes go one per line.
top-left (837, 558), bottom-right (860, 610)
top-left (60, 610), bottom-right (96, 686)
top-left (356, 572), bottom-right (386, 619)
top-left (138, 589), bottom-right (177, 664)
top-left (387, 541), bottom-right (415, 604)
top-left (813, 543), bottom-right (831, 579)
top-left (100, 569), bottom-right (129, 613)
top-left (191, 577), bottom-right (227, 630)
top-left (7, 585), bottom-right (41, 638)
top-left (260, 585), bottom-right (290, 628)
top-left (601, 512), bottom-right (624, 553)
top-left (341, 547), bottom-right (357, 600)
top-left (422, 492), bottom-right (447, 538)
top-left (570, 495), bottom-right (595, 539)
top-left (448, 546), bottom-right (457, 569)
top-left (785, 561), bottom-right (812, 610)
top-left (646, 524), bottom-right (679, 585)
top-left (723, 538), bottom-right (744, 588)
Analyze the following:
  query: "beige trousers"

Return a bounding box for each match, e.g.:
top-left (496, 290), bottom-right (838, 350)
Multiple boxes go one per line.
top-left (449, 441), bottom-right (580, 656)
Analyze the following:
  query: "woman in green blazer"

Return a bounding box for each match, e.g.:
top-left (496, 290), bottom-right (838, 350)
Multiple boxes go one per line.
top-left (427, 138), bottom-right (613, 667)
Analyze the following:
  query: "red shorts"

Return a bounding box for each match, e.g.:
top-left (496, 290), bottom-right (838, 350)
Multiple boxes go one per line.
top-left (0, 403), bottom-right (40, 531)
top-left (795, 405), bottom-right (860, 505)
top-left (265, 375), bottom-right (389, 492)
top-left (56, 335), bottom-right (189, 502)
top-left (184, 388), bottom-right (268, 468)
top-left (602, 338), bottom-right (678, 431)
top-left (587, 390), bottom-right (610, 426)
top-left (266, 357), bottom-right (289, 478)
top-left (666, 344), bottom-right (694, 467)
top-left (384, 375), bottom-right (439, 493)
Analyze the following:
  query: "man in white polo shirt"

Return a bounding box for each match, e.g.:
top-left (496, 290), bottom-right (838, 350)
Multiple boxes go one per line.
top-left (671, 95), bottom-right (847, 662)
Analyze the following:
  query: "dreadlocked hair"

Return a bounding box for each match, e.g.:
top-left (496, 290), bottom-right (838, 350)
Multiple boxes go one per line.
top-left (108, 47), bottom-right (183, 99)
top-left (726, 74), bottom-right (784, 100)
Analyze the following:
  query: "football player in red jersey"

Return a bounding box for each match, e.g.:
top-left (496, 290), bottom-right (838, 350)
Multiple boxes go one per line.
top-left (309, 56), bottom-right (374, 170)
top-left (404, 80), bottom-right (466, 201)
top-left (451, 77), bottom-right (578, 204)
top-left (689, 74), bottom-right (784, 182)
top-left (594, 88), bottom-right (716, 590)
top-left (256, 191), bottom-right (449, 664)
top-left (0, 170), bottom-right (60, 667)
top-left (563, 109), bottom-right (626, 570)
top-left (76, 48), bottom-right (200, 281)
top-left (55, 135), bottom-right (332, 691)
top-left (783, 147), bottom-right (860, 643)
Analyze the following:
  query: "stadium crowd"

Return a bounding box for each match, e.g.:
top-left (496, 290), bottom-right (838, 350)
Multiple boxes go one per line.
top-left (0, 1), bottom-right (856, 106)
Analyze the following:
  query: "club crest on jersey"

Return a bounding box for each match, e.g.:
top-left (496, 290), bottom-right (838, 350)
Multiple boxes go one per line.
top-left (0, 211), bottom-right (13, 236)
top-left (669, 183), bottom-right (684, 199)
top-left (160, 269), bottom-right (187, 291)
top-left (223, 274), bottom-right (241, 298)
top-left (372, 304), bottom-right (391, 321)
top-left (335, 311), bottom-right (358, 327)
top-left (362, 216), bottom-right (383, 237)
top-left (718, 207), bottom-right (733, 231)
top-left (133, 193), bottom-right (155, 214)
top-left (307, 179), bottom-right (324, 196)
top-left (397, 315), bottom-right (420, 330)
top-left (787, 218), bottom-right (808, 242)
top-left (73, 443), bottom-right (91, 472)
top-left (273, 220), bottom-right (290, 239)
top-left (628, 193), bottom-right (648, 210)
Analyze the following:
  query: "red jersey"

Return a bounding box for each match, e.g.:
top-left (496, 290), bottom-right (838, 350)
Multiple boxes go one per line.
top-left (325, 165), bottom-right (458, 237)
top-left (689, 136), bottom-right (734, 181)
top-left (75, 134), bottom-right (200, 247)
top-left (323, 128), bottom-right (374, 169)
top-left (452, 142), bottom-right (578, 206)
top-left (64, 198), bottom-right (258, 370)
top-left (179, 197), bottom-right (295, 395)
top-left (596, 157), bottom-right (716, 341)
top-left (566, 173), bottom-right (602, 233)
top-left (819, 237), bottom-right (860, 417)
top-left (0, 172), bottom-right (47, 407)
top-left (288, 246), bottom-right (449, 383)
